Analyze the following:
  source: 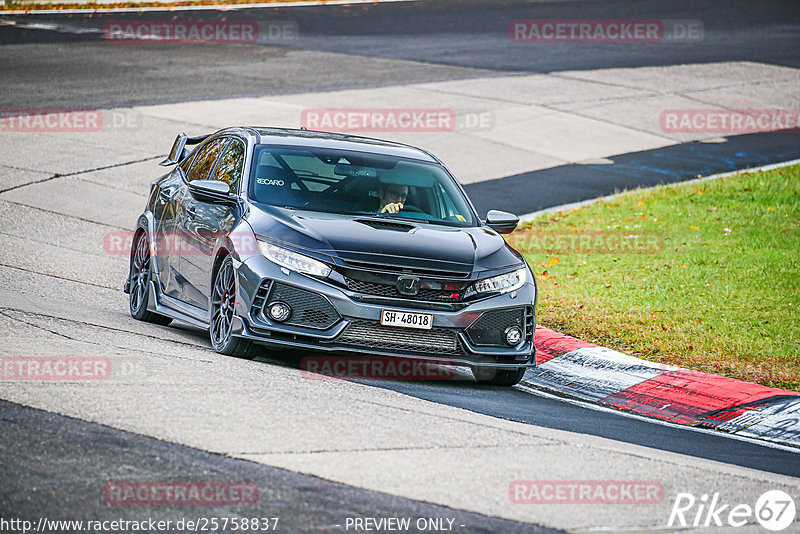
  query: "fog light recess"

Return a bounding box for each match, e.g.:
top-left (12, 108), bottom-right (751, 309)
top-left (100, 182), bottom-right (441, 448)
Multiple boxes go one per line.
top-left (504, 326), bottom-right (523, 346)
top-left (267, 301), bottom-right (292, 322)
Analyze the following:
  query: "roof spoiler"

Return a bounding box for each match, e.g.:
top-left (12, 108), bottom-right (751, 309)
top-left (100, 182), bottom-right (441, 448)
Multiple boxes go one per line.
top-left (159, 133), bottom-right (210, 166)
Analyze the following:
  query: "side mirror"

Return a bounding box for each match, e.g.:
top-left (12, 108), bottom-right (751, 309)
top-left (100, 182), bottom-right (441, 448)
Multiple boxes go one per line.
top-left (188, 180), bottom-right (234, 203)
top-left (485, 210), bottom-right (519, 234)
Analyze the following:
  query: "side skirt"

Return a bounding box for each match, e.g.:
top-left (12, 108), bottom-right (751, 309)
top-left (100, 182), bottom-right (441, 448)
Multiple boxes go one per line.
top-left (146, 280), bottom-right (209, 330)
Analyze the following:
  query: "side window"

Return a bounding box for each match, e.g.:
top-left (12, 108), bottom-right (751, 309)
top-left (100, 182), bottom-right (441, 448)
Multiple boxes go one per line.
top-left (185, 138), bottom-right (226, 182)
top-left (435, 182), bottom-right (454, 219)
top-left (179, 151), bottom-right (195, 174)
top-left (213, 138), bottom-right (246, 194)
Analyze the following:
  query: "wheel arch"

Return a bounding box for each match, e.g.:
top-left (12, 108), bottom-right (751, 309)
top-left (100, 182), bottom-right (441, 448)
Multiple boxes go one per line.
top-left (209, 220), bottom-right (255, 293)
top-left (125, 218), bottom-right (152, 294)
top-left (210, 245), bottom-right (231, 289)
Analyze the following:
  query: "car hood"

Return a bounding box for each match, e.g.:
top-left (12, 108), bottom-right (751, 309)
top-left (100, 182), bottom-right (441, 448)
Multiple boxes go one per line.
top-left (247, 205), bottom-right (523, 275)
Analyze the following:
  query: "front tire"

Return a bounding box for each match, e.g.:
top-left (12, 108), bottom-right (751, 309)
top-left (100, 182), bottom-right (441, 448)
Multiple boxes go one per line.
top-left (472, 367), bottom-right (526, 386)
top-left (129, 231), bottom-right (172, 326)
top-left (210, 256), bottom-right (258, 359)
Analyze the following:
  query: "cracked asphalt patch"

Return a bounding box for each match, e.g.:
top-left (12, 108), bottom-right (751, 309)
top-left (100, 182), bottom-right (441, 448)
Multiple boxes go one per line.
top-left (0, 155), bottom-right (162, 195)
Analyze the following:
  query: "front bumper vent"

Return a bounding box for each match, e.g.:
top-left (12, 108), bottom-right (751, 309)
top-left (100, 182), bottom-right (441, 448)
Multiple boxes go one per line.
top-left (337, 320), bottom-right (463, 356)
top-left (252, 281), bottom-right (340, 330)
top-left (466, 308), bottom-right (526, 347)
top-left (524, 305), bottom-right (534, 344)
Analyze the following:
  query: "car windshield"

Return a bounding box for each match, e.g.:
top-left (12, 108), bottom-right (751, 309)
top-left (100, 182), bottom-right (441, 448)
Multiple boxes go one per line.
top-left (247, 145), bottom-right (477, 227)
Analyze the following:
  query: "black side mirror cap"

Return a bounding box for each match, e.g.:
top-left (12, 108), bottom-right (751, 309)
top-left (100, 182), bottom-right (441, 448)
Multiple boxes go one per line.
top-left (485, 210), bottom-right (519, 234)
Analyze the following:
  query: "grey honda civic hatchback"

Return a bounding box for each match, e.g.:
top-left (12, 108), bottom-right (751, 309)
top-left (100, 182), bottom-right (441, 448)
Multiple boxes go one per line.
top-left (125, 127), bottom-right (536, 386)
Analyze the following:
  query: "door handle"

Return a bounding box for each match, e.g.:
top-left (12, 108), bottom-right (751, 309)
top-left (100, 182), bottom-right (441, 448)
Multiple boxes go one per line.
top-left (158, 189), bottom-right (171, 202)
top-left (186, 205), bottom-right (196, 218)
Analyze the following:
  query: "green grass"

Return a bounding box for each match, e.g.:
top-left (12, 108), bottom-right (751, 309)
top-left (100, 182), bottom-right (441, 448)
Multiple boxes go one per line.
top-left (511, 164), bottom-right (800, 390)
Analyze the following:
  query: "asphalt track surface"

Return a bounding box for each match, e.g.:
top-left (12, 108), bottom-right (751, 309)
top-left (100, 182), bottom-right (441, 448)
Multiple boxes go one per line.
top-left (360, 378), bottom-right (800, 478)
top-left (0, 0), bottom-right (799, 108)
top-left (466, 130), bottom-right (800, 217)
top-left (0, 400), bottom-right (558, 533)
top-left (2, 0), bottom-right (800, 530)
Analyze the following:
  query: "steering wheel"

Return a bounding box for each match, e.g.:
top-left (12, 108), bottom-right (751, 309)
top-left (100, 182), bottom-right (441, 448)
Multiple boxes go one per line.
top-left (399, 204), bottom-right (423, 213)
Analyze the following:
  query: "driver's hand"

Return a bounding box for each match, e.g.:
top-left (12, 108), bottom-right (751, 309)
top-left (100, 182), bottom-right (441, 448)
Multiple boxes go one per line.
top-left (380, 202), bottom-right (403, 214)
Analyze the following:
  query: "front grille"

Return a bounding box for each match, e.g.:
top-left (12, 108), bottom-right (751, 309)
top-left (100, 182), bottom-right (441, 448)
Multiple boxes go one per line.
top-left (345, 278), bottom-right (464, 302)
top-left (346, 279), bottom-right (396, 298)
top-left (337, 320), bottom-right (463, 356)
top-left (466, 308), bottom-right (525, 347)
top-left (255, 281), bottom-right (340, 330)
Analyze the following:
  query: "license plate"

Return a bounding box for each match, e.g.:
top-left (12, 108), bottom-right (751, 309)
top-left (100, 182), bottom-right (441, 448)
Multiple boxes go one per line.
top-left (380, 310), bottom-right (433, 330)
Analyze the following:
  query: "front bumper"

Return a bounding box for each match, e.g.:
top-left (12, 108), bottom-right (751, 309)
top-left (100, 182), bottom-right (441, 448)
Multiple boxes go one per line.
top-left (232, 255), bottom-right (536, 370)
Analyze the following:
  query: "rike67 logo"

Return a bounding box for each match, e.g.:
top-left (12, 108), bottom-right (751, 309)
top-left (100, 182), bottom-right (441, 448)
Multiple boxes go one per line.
top-left (669, 490), bottom-right (796, 531)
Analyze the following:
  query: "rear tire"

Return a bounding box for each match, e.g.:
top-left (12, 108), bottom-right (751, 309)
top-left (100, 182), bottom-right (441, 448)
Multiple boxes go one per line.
top-left (129, 231), bottom-right (173, 326)
top-left (210, 256), bottom-right (259, 359)
top-left (473, 367), bottom-right (526, 386)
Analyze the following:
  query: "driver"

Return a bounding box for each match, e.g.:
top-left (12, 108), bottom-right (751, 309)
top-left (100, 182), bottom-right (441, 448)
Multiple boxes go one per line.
top-left (378, 184), bottom-right (409, 214)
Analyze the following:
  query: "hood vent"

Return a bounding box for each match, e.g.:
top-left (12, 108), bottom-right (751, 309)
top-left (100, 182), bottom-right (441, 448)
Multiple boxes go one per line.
top-left (355, 218), bottom-right (415, 232)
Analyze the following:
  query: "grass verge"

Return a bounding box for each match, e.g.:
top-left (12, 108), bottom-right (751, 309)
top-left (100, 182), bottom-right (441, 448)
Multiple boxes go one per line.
top-left (510, 164), bottom-right (800, 390)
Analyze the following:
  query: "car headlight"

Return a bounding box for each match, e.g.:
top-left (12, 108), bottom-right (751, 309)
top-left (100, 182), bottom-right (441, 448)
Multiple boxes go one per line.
top-left (258, 240), bottom-right (331, 277)
top-left (473, 267), bottom-right (527, 294)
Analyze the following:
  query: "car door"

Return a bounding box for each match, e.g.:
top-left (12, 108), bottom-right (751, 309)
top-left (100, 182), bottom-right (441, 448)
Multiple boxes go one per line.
top-left (152, 164), bottom-right (190, 300)
top-left (172, 137), bottom-right (228, 307)
top-left (180, 137), bottom-right (245, 310)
